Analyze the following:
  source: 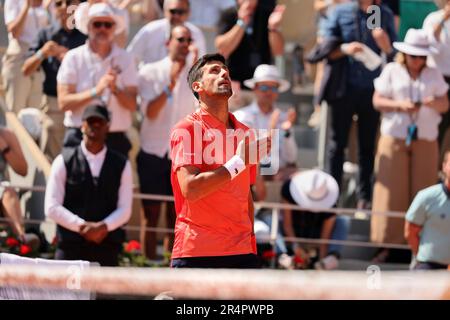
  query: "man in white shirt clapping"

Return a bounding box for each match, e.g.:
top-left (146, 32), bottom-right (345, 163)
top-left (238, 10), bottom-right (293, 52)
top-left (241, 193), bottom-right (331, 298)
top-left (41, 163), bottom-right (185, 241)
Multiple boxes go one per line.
top-left (57, 2), bottom-right (138, 158)
top-left (136, 24), bottom-right (197, 259)
top-left (234, 64), bottom-right (298, 172)
top-left (127, 0), bottom-right (206, 68)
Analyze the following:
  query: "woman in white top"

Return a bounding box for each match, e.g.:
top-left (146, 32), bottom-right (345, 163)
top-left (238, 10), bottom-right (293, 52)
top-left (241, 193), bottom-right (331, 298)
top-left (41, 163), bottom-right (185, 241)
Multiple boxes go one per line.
top-left (370, 29), bottom-right (449, 261)
top-left (2, 0), bottom-right (49, 113)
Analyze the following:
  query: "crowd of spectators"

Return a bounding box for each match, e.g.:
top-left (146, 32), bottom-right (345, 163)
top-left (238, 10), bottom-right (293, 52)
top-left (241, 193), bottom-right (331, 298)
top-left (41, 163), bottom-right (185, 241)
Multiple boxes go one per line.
top-left (0, 0), bottom-right (448, 270)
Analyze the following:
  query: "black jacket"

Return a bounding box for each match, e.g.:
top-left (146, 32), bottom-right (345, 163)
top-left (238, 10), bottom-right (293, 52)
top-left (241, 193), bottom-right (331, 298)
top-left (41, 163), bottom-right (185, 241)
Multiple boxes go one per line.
top-left (307, 36), bottom-right (347, 104)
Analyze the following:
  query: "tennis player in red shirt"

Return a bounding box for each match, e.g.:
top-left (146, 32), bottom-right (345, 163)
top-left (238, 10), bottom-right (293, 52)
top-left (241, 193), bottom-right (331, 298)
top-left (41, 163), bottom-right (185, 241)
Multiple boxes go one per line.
top-left (170, 53), bottom-right (272, 268)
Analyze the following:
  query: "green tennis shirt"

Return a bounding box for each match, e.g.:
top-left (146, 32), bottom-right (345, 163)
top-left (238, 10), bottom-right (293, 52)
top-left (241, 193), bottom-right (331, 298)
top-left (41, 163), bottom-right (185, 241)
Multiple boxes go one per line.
top-left (406, 183), bottom-right (450, 265)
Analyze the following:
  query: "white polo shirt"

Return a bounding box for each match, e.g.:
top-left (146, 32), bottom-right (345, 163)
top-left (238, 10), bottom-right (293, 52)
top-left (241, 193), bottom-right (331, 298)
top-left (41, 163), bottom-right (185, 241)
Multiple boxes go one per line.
top-left (127, 18), bottom-right (206, 66)
top-left (374, 62), bottom-right (449, 141)
top-left (57, 43), bottom-right (138, 132)
top-left (423, 10), bottom-right (450, 77)
top-left (138, 56), bottom-right (197, 158)
top-left (4, 0), bottom-right (49, 48)
top-left (234, 101), bottom-right (298, 167)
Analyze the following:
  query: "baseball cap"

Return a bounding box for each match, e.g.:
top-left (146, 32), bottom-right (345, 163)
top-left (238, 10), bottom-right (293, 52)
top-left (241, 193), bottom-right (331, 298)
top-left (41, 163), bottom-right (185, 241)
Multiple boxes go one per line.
top-left (82, 105), bottom-right (110, 122)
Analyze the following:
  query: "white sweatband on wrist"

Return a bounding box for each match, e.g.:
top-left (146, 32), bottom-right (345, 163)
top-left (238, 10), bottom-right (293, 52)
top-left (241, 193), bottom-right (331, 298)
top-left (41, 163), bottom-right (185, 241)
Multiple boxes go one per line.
top-left (223, 155), bottom-right (246, 180)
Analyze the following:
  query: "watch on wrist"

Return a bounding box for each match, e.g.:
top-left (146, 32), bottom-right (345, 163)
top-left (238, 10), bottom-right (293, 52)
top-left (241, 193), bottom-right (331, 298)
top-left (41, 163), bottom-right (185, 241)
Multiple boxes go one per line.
top-left (90, 87), bottom-right (98, 99)
top-left (284, 130), bottom-right (291, 138)
top-left (36, 49), bottom-right (45, 61)
top-left (163, 85), bottom-right (172, 98)
top-left (236, 19), bottom-right (246, 29)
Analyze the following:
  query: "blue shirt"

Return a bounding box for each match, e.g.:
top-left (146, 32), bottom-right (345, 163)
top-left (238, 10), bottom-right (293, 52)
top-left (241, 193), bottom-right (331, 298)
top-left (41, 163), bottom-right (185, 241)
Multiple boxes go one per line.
top-left (323, 2), bottom-right (397, 89)
top-left (406, 183), bottom-right (450, 265)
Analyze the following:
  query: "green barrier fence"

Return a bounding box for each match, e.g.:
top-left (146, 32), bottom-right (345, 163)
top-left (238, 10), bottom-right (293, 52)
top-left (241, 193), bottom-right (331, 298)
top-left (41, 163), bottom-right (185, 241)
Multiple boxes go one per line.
top-left (399, 0), bottom-right (439, 40)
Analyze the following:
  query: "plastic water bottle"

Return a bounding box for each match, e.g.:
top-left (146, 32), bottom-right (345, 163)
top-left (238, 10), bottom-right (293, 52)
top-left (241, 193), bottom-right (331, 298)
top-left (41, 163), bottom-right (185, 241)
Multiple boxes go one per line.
top-left (353, 44), bottom-right (383, 71)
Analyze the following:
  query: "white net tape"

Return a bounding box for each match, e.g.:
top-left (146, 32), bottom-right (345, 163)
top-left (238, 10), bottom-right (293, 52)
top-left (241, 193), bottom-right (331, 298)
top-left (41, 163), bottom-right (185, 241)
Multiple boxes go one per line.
top-left (0, 264), bottom-right (450, 300)
top-left (0, 253), bottom-right (93, 300)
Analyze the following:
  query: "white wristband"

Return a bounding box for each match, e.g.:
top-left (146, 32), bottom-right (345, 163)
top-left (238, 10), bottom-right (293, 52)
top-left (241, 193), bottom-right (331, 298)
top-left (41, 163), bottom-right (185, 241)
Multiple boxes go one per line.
top-left (223, 155), bottom-right (246, 180)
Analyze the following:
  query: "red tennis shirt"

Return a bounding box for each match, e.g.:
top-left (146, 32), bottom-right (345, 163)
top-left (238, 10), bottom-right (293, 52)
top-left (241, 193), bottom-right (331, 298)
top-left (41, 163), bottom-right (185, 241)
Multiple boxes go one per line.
top-left (170, 108), bottom-right (257, 258)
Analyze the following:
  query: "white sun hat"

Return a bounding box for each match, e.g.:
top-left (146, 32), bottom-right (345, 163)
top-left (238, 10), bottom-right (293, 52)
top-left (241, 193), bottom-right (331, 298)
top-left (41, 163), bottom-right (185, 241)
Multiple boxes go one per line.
top-left (393, 28), bottom-right (433, 56)
top-left (289, 169), bottom-right (339, 210)
top-left (243, 64), bottom-right (291, 93)
top-left (75, 2), bottom-right (126, 36)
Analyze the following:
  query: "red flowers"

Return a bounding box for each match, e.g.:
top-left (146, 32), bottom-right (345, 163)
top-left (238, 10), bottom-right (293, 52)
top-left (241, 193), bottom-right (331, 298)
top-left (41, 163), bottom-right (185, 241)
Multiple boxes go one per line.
top-left (125, 240), bottom-right (141, 253)
top-left (20, 244), bottom-right (32, 255)
top-left (1, 231), bottom-right (35, 257)
top-left (261, 250), bottom-right (277, 260)
top-left (4, 236), bottom-right (33, 256)
top-left (6, 237), bottom-right (19, 247)
top-left (293, 255), bottom-right (305, 265)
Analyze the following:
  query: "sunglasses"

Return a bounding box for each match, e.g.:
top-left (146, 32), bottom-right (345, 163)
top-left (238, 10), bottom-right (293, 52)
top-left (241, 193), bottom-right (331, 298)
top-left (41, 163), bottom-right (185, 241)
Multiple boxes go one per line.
top-left (257, 85), bottom-right (279, 93)
top-left (92, 21), bottom-right (115, 29)
top-left (169, 8), bottom-right (187, 15)
top-left (408, 54), bottom-right (427, 60)
top-left (176, 37), bottom-right (193, 44)
top-left (55, 0), bottom-right (74, 7)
